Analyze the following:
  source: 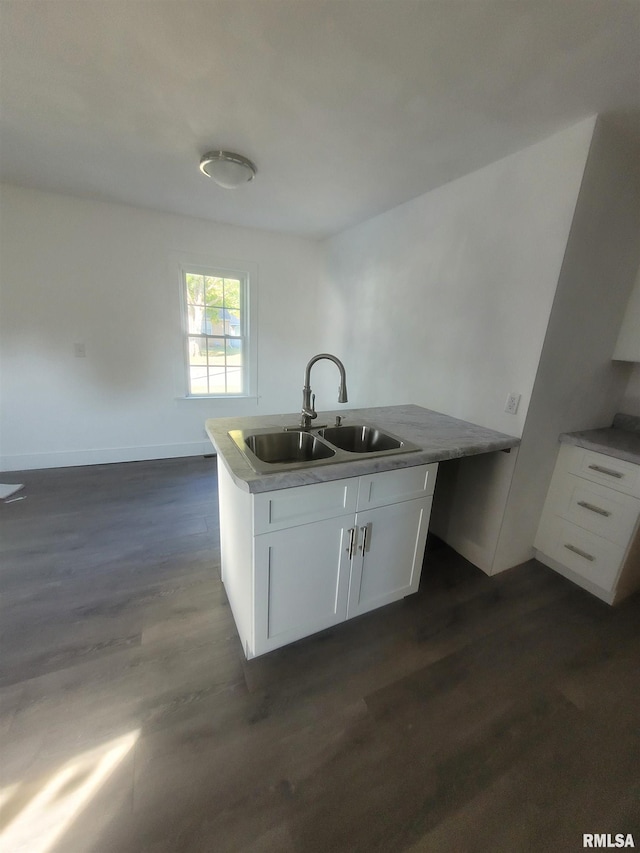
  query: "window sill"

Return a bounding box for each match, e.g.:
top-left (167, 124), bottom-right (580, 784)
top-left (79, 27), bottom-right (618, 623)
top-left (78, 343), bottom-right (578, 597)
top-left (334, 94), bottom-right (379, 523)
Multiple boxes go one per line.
top-left (176, 395), bottom-right (259, 402)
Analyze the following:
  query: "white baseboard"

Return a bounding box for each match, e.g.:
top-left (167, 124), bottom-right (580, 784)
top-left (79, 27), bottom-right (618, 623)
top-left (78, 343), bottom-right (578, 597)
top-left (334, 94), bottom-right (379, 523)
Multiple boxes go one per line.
top-left (0, 441), bottom-right (214, 473)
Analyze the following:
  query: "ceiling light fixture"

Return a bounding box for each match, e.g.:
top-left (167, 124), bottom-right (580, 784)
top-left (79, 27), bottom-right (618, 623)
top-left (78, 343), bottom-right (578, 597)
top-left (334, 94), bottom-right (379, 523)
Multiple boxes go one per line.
top-left (199, 150), bottom-right (256, 189)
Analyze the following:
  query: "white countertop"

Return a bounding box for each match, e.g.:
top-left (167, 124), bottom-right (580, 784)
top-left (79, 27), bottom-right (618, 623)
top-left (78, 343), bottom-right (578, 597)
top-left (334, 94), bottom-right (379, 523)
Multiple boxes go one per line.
top-left (206, 404), bottom-right (519, 493)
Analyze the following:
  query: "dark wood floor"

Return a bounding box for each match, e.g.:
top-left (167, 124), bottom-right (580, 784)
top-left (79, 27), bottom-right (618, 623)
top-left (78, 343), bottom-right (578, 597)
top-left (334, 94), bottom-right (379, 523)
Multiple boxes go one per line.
top-left (1, 456), bottom-right (639, 853)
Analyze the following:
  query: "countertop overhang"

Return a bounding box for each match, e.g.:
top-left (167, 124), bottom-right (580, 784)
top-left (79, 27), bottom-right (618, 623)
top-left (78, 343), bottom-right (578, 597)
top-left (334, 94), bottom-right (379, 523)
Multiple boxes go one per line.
top-left (206, 404), bottom-right (520, 493)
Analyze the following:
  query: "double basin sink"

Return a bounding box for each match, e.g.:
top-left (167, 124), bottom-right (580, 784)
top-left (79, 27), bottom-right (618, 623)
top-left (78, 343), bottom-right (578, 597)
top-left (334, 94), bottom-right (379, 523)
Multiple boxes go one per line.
top-left (228, 423), bottom-right (421, 474)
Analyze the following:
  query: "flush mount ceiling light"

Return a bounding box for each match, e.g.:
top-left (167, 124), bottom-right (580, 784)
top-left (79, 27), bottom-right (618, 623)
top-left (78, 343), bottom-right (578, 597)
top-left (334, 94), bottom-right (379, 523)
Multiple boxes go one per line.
top-left (199, 151), bottom-right (256, 189)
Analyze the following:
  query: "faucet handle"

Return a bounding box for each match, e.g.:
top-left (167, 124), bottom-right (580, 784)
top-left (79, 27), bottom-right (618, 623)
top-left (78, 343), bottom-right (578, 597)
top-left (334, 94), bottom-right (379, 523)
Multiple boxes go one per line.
top-left (335, 415), bottom-right (342, 427)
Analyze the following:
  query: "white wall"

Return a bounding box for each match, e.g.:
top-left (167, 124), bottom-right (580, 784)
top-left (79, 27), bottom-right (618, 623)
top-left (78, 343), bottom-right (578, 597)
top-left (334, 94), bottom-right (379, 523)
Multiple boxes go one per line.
top-left (614, 265), bottom-right (640, 362)
top-left (493, 117), bottom-right (640, 572)
top-left (0, 186), bottom-right (323, 470)
top-left (322, 118), bottom-right (595, 438)
top-left (322, 118), bottom-right (595, 571)
top-left (621, 367), bottom-right (640, 415)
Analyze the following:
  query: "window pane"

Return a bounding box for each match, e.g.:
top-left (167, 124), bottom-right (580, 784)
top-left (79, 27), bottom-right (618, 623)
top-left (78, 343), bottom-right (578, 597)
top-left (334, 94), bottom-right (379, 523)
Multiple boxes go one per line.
top-left (226, 338), bottom-right (243, 360)
top-left (205, 276), bottom-right (224, 307)
top-left (188, 336), bottom-right (207, 364)
top-left (206, 337), bottom-right (225, 360)
top-left (205, 307), bottom-right (222, 335)
top-left (189, 365), bottom-right (208, 395)
top-left (226, 339), bottom-right (243, 393)
top-left (206, 338), bottom-right (226, 394)
top-left (185, 273), bottom-right (204, 306)
top-left (187, 305), bottom-right (206, 335)
top-left (207, 369), bottom-right (227, 395)
top-left (224, 308), bottom-right (241, 337)
top-left (223, 278), bottom-right (241, 309)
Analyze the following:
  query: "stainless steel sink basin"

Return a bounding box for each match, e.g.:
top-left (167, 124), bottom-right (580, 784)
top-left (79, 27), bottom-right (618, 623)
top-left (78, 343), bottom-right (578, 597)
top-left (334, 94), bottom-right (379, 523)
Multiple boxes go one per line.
top-left (228, 422), bottom-right (421, 474)
top-left (244, 430), bottom-right (335, 464)
top-left (318, 425), bottom-right (402, 453)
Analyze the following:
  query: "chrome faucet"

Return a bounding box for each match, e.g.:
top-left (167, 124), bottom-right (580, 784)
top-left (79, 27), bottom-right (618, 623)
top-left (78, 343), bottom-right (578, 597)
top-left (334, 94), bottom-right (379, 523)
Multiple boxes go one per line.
top-left (299, 353), bottom-right (348, 429)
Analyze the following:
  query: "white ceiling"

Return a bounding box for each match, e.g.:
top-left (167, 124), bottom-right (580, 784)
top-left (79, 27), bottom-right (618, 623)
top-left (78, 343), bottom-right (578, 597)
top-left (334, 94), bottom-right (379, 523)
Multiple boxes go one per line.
top-left (1, 0), bottom-right (638, 238)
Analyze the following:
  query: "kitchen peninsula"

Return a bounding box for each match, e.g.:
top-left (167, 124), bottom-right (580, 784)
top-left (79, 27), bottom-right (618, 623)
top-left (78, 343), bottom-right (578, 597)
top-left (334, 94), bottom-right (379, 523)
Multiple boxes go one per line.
top-left (206, 405), bottom-right (519, 658)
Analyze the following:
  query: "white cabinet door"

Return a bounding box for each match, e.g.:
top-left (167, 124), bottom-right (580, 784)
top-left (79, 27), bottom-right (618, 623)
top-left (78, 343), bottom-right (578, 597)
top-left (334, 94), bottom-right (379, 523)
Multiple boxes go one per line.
top-left (347, 496), bottom-right (432, 619)
top-left (253, 515), bottom-right (353, 656)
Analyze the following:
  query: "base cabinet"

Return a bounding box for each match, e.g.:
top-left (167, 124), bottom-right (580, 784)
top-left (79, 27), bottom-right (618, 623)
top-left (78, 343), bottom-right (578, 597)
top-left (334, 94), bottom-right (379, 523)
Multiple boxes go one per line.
top-left (217, 461), bottom-right (437, 658)
top-left (534, 444), bottom-right (640, 604)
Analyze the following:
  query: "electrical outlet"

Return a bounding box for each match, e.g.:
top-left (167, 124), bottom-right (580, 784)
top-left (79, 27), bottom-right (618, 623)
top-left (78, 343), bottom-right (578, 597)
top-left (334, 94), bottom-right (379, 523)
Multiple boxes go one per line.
top-left (504, 392), bottom-right (521, 415)
top-left (74, 342), bottom-right (86, 358)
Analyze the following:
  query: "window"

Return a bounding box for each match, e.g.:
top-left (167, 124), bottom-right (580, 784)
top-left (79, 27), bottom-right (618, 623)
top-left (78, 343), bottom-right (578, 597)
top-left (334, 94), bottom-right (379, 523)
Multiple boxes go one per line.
top-left (181, 265), bottom-right (251, 396)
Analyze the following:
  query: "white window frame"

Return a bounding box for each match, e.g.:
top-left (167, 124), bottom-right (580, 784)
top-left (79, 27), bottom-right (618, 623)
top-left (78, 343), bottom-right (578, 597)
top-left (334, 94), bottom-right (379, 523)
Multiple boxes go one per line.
top-left (178, 259), bottom-right (257, 399)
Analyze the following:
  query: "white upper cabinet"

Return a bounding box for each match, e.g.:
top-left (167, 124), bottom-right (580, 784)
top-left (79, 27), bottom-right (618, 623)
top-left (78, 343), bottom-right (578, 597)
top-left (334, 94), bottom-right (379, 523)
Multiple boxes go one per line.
top-left (614, 268), bottom-right (640, 362)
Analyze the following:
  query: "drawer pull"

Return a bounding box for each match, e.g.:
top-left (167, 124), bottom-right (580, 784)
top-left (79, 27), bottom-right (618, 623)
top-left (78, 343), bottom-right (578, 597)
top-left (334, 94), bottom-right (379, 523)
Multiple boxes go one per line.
top-left (576, 500), bottom-right (611, 517)
top-left (564, 543), bottom-right (595, 562)
top-left (588, 464), bottom-right (623, 479)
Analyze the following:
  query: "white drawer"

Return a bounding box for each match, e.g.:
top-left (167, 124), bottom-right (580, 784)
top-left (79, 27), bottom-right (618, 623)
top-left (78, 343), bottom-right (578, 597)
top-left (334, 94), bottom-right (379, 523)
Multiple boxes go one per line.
top-left (563, 445), bottom-right (640, 498)
top-left (357, 463), bottom-right (437, 510)
top-left (535, 514), bottom-right (625, 591)
top-left (549, 473), bottom-right (639, 546)
top-left (254, 477), bottom-right (358, 534)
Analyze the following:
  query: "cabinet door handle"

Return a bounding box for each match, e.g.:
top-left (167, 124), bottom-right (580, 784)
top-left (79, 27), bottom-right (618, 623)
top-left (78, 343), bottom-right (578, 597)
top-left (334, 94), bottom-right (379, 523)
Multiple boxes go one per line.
top-left (346, 527), bottom-right (356, 559)
top-left (358, 523), bottom-right (370, 554)
top-left (588, 464), bottom-right (623, 479)
top-left (564, 543), bottom-right (595, 562)
top-left (576, 500), bottom-right (611, 517)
